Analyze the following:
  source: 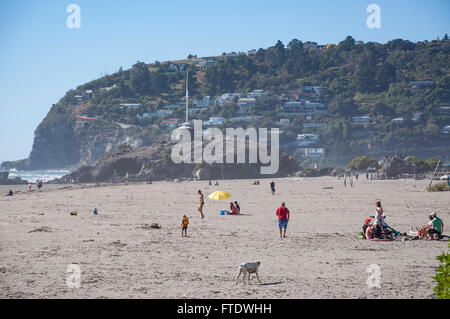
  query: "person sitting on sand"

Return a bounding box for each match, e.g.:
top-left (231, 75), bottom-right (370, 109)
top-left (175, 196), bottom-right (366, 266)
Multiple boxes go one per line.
top-left (181, 215), bottom-right (189, 237)
top-left (234, 201), bottom-right (240, 214)
top-left (229, 202), bottom-right (239, 215)
top-left (5, 189), bottom-right (13, 196)
top-left (365, 224), bottom-right (375, 240)
top-left (418, 215), bottom-right (433, 238)
top-left (425, 212), bottom-right (444, 240)
top-left (93, 208), bottom-right (98, 215)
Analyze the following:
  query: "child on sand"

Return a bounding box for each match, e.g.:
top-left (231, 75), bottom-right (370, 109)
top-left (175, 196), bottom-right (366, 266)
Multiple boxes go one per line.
top-left (181, 215), bottom-right (189, 237)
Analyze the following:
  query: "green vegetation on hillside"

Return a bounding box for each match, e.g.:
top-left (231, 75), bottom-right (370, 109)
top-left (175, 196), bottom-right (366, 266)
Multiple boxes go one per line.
top-left (42, 35), bottom-right (450, 166)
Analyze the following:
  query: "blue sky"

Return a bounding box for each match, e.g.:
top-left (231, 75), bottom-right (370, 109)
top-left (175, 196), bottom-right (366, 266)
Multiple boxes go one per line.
top-left (0, 0), bottom-right (449, 163)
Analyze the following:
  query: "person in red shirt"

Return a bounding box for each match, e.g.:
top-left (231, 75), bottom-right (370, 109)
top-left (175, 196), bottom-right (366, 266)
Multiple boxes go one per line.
top-left (276, 202), bottom-right (290, 238)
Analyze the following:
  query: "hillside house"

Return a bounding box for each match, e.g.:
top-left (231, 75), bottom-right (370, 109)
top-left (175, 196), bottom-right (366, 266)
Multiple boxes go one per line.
top-left (408, 81), bottom-right (434, 89)
top-left (297, 147), bottom-right (325, 159)
top-left (194, 96), bottom-right (211, 107)
top-left (214, 93), bottom-right (243, 106)
top-left (304, 101), bottom-right (326, 112)
top-left (229, 116), bottom-right (254, 123)
top-left (237, 97), bottom-right (256, 113)
top-left (282, 101), bottom-right (303, 112)
top-left (162, 118), bottom-right (181, 128)
top-left (119, 103), bottom-right (141, 110)
top-left (434, 106), bottom-right (450, 115)
top-left (274, 118), bottom-right (291, 127)
top-left (297, 134), bottom-right (320, 147)
top-left (352, 115), bottom-right (372, 124)
top-left (412, 112), bottom-right (422, 122)
top-left (303, 123), bottom-right (326, 129)
top-left (391, 118), bottom-right (404, 124)
top-left (247, 89), bottom-right (265, 98)
top-left (204, 117), bottom-right (225, 126)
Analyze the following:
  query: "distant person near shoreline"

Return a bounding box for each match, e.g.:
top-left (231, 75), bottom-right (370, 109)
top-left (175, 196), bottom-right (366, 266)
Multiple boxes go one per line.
top-left (198, 190), bottom-right (205, 219)
top-left (270, 181), bottom-right (276, 195)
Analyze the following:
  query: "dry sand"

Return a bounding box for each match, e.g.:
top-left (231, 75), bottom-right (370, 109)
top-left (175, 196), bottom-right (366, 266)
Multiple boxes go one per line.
top-left (0, 177), bottom-right (448, 299)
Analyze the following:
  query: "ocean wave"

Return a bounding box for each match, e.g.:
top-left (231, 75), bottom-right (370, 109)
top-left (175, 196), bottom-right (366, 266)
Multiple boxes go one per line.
top-left (7, 169), bottom-right (71, 183)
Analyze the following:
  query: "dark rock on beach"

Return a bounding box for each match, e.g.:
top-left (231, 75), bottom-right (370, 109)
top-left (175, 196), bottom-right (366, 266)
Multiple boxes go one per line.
top-left (0, 171), bottom-right (28, 185)
top-left (52, 140), bottom-right (300, 183)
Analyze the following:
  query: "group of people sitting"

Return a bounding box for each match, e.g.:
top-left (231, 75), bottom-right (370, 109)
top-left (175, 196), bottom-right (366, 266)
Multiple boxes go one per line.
top-left (362, 201), bottom-right (445, 240)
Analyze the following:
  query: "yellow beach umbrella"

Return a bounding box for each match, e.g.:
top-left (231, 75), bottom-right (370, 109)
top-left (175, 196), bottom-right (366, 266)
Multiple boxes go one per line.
top-left (208, 191), bottom-right (232, 201)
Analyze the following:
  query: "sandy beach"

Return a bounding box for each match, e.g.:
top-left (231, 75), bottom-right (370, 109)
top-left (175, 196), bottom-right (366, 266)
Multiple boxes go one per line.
top-left (0, 177), bottom-right (448, 299)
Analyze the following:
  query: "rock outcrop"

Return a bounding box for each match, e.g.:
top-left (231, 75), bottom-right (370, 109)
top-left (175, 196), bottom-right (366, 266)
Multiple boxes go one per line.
top-left (54, 140), bottom-right (300, 183)
top-left (377, 155), bottom-right (415, 179)
top-left (0, 171), bottom-right (28, 185)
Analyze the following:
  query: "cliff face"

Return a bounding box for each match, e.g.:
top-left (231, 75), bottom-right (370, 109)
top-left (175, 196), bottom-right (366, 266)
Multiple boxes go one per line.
top-left (1, 115), bottom-right (142, 170)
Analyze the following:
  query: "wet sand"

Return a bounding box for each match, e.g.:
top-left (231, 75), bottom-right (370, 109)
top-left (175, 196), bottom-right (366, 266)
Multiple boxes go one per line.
top-left (0, 177), bottom-right (448, 299)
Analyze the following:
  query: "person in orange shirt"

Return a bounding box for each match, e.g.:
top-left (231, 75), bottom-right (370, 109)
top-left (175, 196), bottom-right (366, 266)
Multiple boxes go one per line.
top-left (181, 215), bottom-right (189, 237)
top-left (276, 202), bottom-right (290, 238)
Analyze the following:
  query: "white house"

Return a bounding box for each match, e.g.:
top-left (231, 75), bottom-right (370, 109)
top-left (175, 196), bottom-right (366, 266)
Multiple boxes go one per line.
top-left (303, 123), bottom-right (326, 129)
top-left (442, 125), bottom-right (450, 134)
top-left (282, 101), bottom-right (302, 112)
top-left (297, 148), bottom-right (325, 158)
top-left (352, 115), bottom-right (372, 124)
top-left (304, 101), bottom-right (325, 110)
top-left (275, 118), bottom-right (291, 126)
top-left (247, 89), bottom-right (265, 98)
top-left (391, 117), bottom-right (404, 124)
top-left (412, 112), bottom-right (422, 122)
top-left (120, 103), bottom-right (141, 110)
top-left (237, 97), bottom-right (256, 113)
top-left (408, 81), bottom-right (434, 89)
top-left (297, 134), bottom-right (320, 146)
top-left (204, 117), bottom-right (225, 126)
top-left (194, 96), bottom-right (211, 107)
top-left (229, 116), bottom-right (254, 123)
top-left (247, 49), bottom-right (257, 56)
top-left (214, 93), bottom-right (243, 106)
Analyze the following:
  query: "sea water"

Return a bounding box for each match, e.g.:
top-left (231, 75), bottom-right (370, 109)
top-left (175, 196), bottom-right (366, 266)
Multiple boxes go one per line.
top-left (6, 168), bottom-right (71, 183)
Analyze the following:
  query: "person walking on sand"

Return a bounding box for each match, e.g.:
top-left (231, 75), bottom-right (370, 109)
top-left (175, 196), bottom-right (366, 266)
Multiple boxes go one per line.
top-left (270, 181), bottom-right (276, 195)
top-left (198, 190), bottom-right (205, 219)
top-left (181, 215), bottom-right (189, 237)
top-left (276, 202), bottom-right (290, 238)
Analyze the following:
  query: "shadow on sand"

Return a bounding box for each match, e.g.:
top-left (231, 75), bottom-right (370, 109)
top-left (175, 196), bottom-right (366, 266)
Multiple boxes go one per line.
top-left (259, 282), bottom-right (282, 286)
